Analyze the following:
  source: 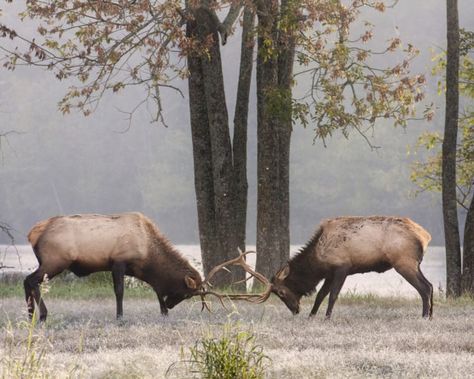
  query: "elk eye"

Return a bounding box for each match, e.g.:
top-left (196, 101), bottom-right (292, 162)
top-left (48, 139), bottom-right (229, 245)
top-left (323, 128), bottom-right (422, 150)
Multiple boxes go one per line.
top-left (278, 289), bottom-right (286, 297)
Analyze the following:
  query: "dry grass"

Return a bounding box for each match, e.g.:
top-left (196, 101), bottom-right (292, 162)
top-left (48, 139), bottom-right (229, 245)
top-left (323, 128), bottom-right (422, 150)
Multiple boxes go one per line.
top-left (1, 295), bottom-right (473, 378)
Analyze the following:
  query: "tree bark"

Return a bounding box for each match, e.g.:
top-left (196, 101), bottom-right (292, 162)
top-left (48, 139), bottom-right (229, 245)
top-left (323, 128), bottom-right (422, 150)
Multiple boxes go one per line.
top-left (255, 0), bottom-right (296, 278)
top-left (276, 0), bottom-right (296, 266)
top-left (255, 0), bottom-right (285, 278)
top-left (462, 195), bottom-right (474, 294)
top-left (443, 0), bottom-right (462, 297)
top-left (187, 4), bottom-right (247, 287)
top-left (187, 14), bottom-right (222, 282)
top-left (233, 7), bottom-right (255, 253)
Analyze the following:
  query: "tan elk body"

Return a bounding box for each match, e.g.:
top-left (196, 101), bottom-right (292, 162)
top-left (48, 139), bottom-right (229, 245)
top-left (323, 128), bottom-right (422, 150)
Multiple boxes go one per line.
top-left (25, 212), bottom-right (203, 321)
top-left (271, 216), bottom-right (433, 318)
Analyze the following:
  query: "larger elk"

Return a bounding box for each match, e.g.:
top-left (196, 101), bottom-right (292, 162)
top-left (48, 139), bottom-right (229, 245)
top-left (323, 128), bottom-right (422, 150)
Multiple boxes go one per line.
top-left (269, 216), bottom-right (433, 319)
top-left (25, 212), bottom-right (218, 321)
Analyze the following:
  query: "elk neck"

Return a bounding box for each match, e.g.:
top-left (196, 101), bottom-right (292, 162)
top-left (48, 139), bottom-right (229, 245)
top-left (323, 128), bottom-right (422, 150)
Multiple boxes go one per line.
top-left (284, 229), bottom-right (325, 297)
top-left (143, 228), bottom-right (202, 290)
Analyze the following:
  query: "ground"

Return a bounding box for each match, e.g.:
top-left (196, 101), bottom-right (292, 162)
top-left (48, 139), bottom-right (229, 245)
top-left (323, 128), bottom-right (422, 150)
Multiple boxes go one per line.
top-left (1, 289), bottom-right (473, 378)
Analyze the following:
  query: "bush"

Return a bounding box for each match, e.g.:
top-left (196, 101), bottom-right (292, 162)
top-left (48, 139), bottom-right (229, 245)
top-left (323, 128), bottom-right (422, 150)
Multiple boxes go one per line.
top-left (168, 323), bottom-right (270, 379)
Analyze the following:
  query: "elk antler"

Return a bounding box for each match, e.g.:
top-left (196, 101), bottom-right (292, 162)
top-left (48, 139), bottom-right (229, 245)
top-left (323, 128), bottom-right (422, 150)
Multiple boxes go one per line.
top-left (198, 249), bottom-right (273, 308)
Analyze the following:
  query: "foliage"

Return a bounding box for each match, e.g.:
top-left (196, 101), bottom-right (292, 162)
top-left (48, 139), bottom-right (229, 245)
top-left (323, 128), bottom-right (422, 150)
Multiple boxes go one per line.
top-left (293, 0), bottom-right (430, 145)
top-left (0, 1), bottom-right (428, 134)
top-left (411, 29), bottom-right (474, 208)
top-left (167, 323), bottom-right (270, 379)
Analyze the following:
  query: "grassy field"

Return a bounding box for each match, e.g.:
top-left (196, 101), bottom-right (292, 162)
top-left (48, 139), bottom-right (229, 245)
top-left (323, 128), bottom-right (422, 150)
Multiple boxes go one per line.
top-left (1, 276), bottom-right (473, 378)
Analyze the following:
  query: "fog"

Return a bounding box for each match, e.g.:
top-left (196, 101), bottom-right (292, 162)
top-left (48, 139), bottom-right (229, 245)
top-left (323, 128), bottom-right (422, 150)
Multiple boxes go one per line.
top-left (1, 1), bottom-right (473, 245)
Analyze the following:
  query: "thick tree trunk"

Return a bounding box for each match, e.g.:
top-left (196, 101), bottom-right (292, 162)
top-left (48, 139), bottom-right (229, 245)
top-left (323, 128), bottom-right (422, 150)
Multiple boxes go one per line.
top-left (233, 7), bottom-right (255, 253)
top-left (187, 5), bottom-right (246, 286)
top-left (462, 195), bottom-right (474, 294)
top-left (255, 1), bottom-right (285, 279)
top-left (187, 16), bottom-right (222, 281)
top-left (199, 9), bottom-right (243, 285)
top-left (443, 0), bottom-right (462, 297)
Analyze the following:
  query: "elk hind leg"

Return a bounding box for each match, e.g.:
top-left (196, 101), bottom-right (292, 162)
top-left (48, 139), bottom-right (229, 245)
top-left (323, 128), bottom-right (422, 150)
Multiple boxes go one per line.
top-left (24, 268), bottom-right (48, 321)
top-left (395, 262), bottom-right (431, 318)
top-left (419, 268), bottom-right (434, 318)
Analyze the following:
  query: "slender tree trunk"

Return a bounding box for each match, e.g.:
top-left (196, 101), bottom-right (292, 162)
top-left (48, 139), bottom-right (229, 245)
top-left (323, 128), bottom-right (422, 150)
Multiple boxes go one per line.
top-left (255, 0), bottom-right (285, 278)
top-left (255, 0), bottom-right (296, 278)
top-left (276, 0), bottom-right (297, 266)
top-left (443, 0), bottom-right (462, 297)
top-left (462, 195), bottom-right (474, 294)
top-left (233, 7), bottom-right (255, 253)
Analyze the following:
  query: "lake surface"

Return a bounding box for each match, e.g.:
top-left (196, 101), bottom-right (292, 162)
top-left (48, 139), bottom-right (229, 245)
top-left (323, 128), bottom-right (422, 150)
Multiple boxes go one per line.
top-left (0, 245), bottom-right (446, 297)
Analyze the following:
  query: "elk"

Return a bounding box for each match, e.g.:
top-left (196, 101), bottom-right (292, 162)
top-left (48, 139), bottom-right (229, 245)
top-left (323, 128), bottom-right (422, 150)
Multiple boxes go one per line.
top-left (25, 212), bottom-right (211, 321)
top-left (270, 216), bottom-right (433, 319)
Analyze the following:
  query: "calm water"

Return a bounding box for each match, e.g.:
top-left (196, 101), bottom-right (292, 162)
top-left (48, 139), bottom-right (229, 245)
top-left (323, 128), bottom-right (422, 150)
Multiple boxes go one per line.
top-left (0, 245), bottom-right (446, 297)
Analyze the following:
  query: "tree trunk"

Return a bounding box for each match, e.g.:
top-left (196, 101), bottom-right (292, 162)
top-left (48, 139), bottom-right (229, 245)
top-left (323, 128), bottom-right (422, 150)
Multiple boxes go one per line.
top-left (255, 0), bottom-right (296, 278)
top-left (255, 1), bottom-right (286, 278)
top-left (187, 14), bottom-right (223, 282)
top-left (443, 0), bottom-right (462, 297)
top-left (233, 7), bottom-right (255, 253)
top-left (187, 4), bottom-right (246, 287)
top-left (462, 195), bottom-right (474, 294)
top-left (276, 0), bottom-right (296, 266)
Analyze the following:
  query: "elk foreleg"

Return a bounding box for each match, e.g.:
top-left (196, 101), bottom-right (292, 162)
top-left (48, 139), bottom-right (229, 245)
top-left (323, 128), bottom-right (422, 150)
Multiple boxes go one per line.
top-left (309, 277), bottom-right (333, 318)
top-left (325, 268), bottom-right (348, 319)
top-left (112, 262), bottom-right (126, 320)
top-left (157, 294), bottom-right (168, 316)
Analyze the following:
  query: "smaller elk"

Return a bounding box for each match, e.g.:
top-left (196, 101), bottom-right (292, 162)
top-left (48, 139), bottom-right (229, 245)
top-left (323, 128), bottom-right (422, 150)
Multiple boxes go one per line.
top-left (25, 212), bottom-right (212, 321)
top-left (271, 216), bottom-right (433, 319)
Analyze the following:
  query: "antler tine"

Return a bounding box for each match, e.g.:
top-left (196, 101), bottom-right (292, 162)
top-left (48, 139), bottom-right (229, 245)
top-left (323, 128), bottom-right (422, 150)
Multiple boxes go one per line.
top-left (223, 249), bottom-right (273, 304)
top-left (198, 249), bottom-right (273, 309)
top-left (234, 250), bottom-right (271, 286)
top-left (198, 290), bottom-right (229, 312)
top-left (203, 249), bottom-right (254, 286)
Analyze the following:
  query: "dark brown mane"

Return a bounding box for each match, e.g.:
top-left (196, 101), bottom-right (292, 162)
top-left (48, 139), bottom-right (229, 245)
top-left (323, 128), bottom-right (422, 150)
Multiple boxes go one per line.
top-left (285, 226), bottom-right (325, 297)
top-left (144, 218), bottom-right (200, 278)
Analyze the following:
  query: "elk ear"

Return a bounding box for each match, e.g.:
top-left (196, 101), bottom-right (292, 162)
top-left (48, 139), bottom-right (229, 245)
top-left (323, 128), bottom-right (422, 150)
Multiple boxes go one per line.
top-left (184, 275), bottom-right (198, 290)
top-left (277, 265), bottom-right (290, 281)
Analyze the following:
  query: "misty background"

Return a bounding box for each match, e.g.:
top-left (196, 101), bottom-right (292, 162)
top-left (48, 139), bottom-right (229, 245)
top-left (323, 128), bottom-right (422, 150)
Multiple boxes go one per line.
top-left (1, 1), bottom-right (473, 246)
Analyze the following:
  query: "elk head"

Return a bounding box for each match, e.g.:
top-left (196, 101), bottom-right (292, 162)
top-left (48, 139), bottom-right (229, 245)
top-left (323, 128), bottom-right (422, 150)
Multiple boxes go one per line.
top-left (271, 265), bottom-right (301, 315)
top-left (164, 275), bottom-right (203, 309)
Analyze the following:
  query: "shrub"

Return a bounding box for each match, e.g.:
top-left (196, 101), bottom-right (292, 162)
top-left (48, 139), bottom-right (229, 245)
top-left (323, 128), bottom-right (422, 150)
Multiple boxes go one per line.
top-left (168, 323), bottom-right (270, 379)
